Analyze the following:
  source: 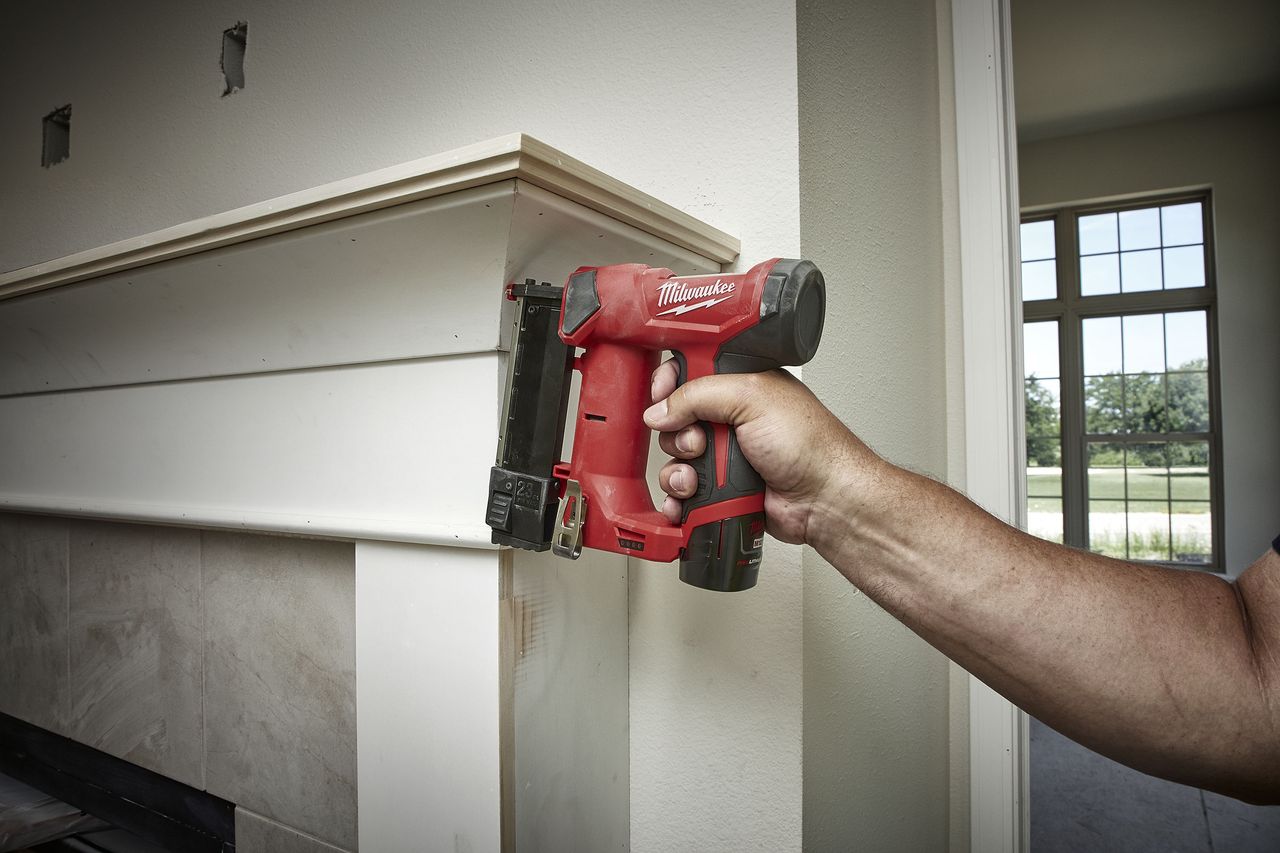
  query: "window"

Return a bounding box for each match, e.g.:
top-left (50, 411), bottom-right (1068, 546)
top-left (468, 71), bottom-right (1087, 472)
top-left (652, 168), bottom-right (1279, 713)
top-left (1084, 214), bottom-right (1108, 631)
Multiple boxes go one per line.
top-left (1020, 193), bottom-right (1222, 570)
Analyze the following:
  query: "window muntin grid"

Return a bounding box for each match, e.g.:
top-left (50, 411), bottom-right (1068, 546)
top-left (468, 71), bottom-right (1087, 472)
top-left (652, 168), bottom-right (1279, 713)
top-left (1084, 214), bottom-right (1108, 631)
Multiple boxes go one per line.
top-left (1019, 219), bottom-right (1057, 301)
top-left (1077, 201), bottom-right (1207, 296)
top-left (1019, 192), bottom-right (1220, 570)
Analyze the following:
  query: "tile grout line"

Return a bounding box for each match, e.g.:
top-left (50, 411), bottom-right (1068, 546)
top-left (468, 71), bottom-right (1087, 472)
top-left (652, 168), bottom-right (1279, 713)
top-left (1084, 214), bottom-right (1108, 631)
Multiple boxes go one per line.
top-left (239, 805), bottom-right (353, 852)
top-left (1199, 789), bottom-right (1215, 853)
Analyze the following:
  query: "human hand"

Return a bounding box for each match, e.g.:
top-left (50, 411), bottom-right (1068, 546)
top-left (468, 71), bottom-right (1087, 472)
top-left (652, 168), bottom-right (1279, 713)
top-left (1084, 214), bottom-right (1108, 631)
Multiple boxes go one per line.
top-left (642, 362), bottom-right (873, 547)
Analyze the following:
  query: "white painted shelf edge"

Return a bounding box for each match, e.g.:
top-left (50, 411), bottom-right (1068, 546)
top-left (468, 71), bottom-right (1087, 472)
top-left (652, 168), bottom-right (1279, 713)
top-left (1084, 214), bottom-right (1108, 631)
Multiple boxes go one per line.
top-left (0, 132), bottom-right (741, 299)
top-left (0, 494), bottom-right (496, 549)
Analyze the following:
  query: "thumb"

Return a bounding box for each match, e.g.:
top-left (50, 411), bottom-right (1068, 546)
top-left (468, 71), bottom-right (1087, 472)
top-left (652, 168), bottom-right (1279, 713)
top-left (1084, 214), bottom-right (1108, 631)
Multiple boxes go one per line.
top-left (643, 373), bottom-right (761, 432)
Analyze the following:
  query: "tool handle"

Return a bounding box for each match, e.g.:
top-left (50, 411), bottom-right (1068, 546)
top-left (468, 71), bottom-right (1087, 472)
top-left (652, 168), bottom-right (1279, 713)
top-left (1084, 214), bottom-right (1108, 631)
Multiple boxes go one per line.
top-left (671, 353), bottom-right (767, 592)
top-left (673, 259), bottom-right (826, 591)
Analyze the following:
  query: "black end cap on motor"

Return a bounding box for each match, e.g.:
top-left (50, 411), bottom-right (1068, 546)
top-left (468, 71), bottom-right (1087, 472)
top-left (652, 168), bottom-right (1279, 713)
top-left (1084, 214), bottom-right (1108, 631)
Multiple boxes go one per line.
top-left (762, 258), bottom-right (825, 365)
top-left (717, 259), bottom-right (826, 373)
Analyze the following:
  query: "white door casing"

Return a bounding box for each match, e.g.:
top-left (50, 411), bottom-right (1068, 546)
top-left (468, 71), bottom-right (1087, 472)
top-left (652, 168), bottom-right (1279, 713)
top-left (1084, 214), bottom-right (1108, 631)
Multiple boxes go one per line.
top-left (950, 0), bottom-right (1029, 850)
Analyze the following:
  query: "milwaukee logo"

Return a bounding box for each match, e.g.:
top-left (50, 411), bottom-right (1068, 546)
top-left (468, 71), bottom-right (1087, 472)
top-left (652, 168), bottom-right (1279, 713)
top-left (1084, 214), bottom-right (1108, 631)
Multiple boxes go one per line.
top-left (655, 278), bottom-right (736, 316)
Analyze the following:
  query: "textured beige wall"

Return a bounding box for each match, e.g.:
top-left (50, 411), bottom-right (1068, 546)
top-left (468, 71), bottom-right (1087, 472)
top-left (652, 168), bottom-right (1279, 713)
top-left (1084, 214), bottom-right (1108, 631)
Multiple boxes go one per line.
top-left (1018, 104), bottom-right (1280, 576)
top-left (797, 0), bottom-right (957, 849)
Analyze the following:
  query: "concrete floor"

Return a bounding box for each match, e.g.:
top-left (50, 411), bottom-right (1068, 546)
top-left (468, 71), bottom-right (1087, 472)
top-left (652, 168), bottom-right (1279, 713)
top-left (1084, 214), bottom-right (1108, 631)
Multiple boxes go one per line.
top-left (1031, 718), bottom-right (1280, 852)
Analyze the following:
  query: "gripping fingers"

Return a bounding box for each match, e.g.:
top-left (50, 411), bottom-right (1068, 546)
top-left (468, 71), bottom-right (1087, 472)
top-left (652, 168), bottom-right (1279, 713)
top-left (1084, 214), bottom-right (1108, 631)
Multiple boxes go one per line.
top-left (655, 458), bottom-right (696, 525)
top-left (659, 461), bottom-right (698, 499)
top-left (658, 461), bottom-right (696, 524)
top-left (658, 425), bottom-right (705, 459)
top-left (660, 495), bottom-right (684, 524)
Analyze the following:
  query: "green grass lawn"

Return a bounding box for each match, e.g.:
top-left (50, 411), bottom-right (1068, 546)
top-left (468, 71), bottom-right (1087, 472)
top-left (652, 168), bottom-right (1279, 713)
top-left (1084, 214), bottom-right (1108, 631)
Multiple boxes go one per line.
top-left (1027, 468), bottom-right (1208, 512)
top-left (1025, 467), bottom-right (1212, 563)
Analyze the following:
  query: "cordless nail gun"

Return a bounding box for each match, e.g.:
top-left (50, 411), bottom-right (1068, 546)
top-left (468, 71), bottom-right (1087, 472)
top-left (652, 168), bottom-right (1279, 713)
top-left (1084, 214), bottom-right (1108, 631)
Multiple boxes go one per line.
top-left (485, 258), bottom-right (825, 592)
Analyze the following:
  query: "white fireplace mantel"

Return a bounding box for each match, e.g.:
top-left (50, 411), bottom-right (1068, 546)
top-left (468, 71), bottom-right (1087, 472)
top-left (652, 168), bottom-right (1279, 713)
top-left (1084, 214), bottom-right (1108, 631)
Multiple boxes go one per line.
top-left (0, 134), bottom-right (739, 851)
top-left (0, 133), bottom-right (736, 547)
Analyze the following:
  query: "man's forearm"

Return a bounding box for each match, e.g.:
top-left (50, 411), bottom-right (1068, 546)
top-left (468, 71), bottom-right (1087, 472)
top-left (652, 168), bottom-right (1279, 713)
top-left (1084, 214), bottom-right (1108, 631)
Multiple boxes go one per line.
top-left (808, 455), bottom-right (1280, 802)
top-left (642, 367), bottom-right (1278, 800)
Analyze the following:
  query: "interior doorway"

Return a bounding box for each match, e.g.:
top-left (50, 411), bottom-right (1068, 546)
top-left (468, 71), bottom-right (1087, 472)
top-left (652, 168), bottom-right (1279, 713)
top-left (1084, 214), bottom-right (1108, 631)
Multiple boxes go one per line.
top-left (1008, 1), bottom-right (1280, 849)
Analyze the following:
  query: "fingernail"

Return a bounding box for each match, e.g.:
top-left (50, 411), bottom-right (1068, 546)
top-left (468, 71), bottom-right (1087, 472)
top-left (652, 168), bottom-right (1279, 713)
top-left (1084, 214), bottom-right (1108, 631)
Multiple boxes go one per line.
top-left (670, 469), bottom-right (685, 491)
top-left (644, 399), bottom-right (667, 425)
top-left (674, 427), bottom-right (694, 453)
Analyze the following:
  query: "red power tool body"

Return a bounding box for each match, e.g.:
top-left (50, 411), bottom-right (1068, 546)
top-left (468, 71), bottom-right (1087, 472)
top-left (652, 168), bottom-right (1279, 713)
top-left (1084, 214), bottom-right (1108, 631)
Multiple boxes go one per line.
top-left (486, 257), bottom-right (825, 591)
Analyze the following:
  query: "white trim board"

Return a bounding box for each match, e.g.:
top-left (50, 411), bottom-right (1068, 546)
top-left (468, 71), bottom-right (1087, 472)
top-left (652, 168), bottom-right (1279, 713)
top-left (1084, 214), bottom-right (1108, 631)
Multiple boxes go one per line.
top-left (0, 355), bottom-right (502, 547)
top-left (0, 150), bottom-right (722, 545)
top-left (0, 180), bottom-right (711, 397)
top-left (0, 133), bottom-right (740, 300)
top-left (950, 0), bottom-right (1029, 850)
top-left (356, 542), bottom-right (503, 852)
top-left (355, 526), bottom-right (629, 850)
top-left (0, 496), bottom-right (495, 549)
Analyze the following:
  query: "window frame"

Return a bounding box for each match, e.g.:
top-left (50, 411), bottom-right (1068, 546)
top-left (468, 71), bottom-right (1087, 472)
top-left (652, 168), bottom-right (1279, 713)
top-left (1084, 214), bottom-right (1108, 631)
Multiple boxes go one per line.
top-left (1021, 190), bottom-right (1225, 571)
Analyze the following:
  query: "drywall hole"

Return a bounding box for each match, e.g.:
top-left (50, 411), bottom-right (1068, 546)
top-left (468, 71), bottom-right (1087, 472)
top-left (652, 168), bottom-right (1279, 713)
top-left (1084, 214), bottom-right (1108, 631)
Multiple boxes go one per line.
top-left (41, 104), bottom-right (71, 168)
top-left (221, 21), bottom-right (248, 96)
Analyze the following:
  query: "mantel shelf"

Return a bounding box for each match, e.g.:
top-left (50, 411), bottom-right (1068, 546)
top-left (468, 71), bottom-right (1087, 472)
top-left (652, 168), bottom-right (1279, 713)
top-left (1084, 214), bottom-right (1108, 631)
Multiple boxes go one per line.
top-left (0, 133), bottom-right (740, 300)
